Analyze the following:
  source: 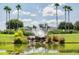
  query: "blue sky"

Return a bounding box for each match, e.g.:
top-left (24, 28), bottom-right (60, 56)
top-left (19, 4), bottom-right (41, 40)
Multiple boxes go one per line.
top-left (0, 3), bottom-right (79, 30)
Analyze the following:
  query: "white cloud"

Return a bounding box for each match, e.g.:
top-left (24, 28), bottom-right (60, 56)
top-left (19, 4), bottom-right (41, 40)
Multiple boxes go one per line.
top-left (42, 4), bottom-right (64, 16)
top-left (12, 10), bottom-right (36, 16)
top-left (30, 13), bottom-right (36, 16)
top-left (20, 18), bottom-right (64, 28)
top-left (46, 19), bottom-right (64, 23)
top-left (20, 18), bottom-right (32, 22)
top-left (45, 19), bottom-right (64, 27)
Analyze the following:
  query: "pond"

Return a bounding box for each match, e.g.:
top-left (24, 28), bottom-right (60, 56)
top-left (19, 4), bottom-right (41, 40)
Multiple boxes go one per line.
top-left (0, 43), bottom-right (79, 55)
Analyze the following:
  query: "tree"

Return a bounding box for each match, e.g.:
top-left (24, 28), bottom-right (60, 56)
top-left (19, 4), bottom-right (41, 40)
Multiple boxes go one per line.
top-left (6, 19), bottom-right (24, 30)
top-left (67, 6), bottom-right (72, 23)
top-left (16, 4), bottom-right (21, 29)
top-left (67, 6), bottom-right (72, 31)
top-left (74, 21), bottom-right (79, 30)
top-left (16, 4), bottom-right (21, 20)
top-left (58, 22), bottom-right (74, 29)
top-left (54, 3), bottom-right (59, 27)
top-left (63, 5), bottom-right (68, 31)
top-left (4, 6), bottom-right (10, 29)
top-left (7, 7), bottom-right (11, 29)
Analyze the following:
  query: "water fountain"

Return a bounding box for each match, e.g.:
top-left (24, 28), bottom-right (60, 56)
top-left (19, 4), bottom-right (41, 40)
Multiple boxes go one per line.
top-left (28, 24), bottom-right (47, 43)
top-left (25, 24), bottom-right (64, 55)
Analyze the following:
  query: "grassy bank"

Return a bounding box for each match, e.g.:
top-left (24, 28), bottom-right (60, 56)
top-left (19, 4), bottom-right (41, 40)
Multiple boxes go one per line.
top-left (0, 34), bottom-right (14, 43)
top-left (0, 33), bottom-right (79, 43)
top-left (0, 34), bottom-right (27, 43)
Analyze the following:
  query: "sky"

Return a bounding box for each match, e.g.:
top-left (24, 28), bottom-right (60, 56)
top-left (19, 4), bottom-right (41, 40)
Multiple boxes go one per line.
top-left (0, 3), bottom-right (79, 30)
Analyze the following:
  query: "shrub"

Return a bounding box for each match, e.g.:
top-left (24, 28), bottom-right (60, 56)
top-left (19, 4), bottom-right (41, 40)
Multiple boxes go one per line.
top-left (23, 32), bottom-right (34, 36)
top-left (14, 29), bottom-right (24, 38)
top-left (14, 29), bottom-right (28, 44)
top-left (48, 29), bottom-right (65, 34)
top-left (48, 29), bottom-right (78, 35)
top-left (14, 38), bottom-right (22, 44)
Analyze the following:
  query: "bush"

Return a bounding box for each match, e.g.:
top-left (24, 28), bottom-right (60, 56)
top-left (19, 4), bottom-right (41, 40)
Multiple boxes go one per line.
top-left (14, 38), bottom-right (22, 44)
top-left (14, 29), bottom-right (27, 44)
top-left (23, 31), bottom-right (34, 36)
top-left (14, 29), bottom-right (24, 37)
top-left (48, 29), bottom-right (77, 35)
top-left (48, 29), bottom-right (65, 34)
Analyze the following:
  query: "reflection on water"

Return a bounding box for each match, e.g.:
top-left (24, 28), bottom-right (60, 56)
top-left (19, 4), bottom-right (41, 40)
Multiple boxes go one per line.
top-left (0, 43), bottom-right (64, 55)
top-left (0, 43), bottom-right (79, 55)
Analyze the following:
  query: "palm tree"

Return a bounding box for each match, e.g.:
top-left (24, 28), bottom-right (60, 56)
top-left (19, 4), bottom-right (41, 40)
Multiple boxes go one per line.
top-left (8, 7), bottom-right (11, 29)
top-left (16, 4), bottom-right (21, 20)
top-left (67, 6), bottom-right (72, 31)
top-left (54, 3), bottom-right (59, 28)
top-left (67, 6), bottom-right (72, 23)
top-left (63, 5), bottom-right (68, 32)
top-left (4, 6), bottom-right (9, 29)
top-left (16, 4), bottom-right (21, 29)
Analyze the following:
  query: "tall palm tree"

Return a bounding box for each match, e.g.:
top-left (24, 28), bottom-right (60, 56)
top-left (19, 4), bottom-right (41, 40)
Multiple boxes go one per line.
top-left (63, 5), bottom-right (68, 32)
top-left (16, 4), bottom-right (21, 20)
top-left (54, 3), bottom-right (59, 28)
top-left (4, 6), bottom-right (9, 29)
top-left (67, 6), bottom-right (72, 31)
top-left (8, 7), bottom-right (11, 29)
top-left (67, 6), bottom-right (72, 23)
top-left (16, 4), bottom-right (21, 29)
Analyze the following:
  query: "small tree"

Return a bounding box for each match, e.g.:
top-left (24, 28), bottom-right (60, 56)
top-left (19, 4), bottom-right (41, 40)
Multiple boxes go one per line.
top-left (58, 22), bottom-right (74, 29)
top-left (6, 19), bottom-right (23, 30)
top-left (74, 21), bottom-right (79, 30)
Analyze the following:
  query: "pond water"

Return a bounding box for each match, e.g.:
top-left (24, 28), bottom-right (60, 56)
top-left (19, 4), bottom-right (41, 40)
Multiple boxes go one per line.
top-left (0, 43), bottom-right (79, 55)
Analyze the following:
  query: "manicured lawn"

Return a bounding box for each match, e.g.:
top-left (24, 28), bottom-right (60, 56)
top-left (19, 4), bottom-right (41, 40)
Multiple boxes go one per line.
top-left (0, 34), bottom-right (14, 43)
top-left (0, 34), bottom-right (27, 43)
top-left (0, 33), bottom-right (79, 43)
top-left (0, 33), bottom-right (79, 55)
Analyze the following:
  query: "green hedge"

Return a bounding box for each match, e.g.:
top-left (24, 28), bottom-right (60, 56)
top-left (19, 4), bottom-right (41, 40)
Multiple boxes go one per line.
top-left (48, 29), bottom-right (78, 35)
top-left (23, 31), bottom-right (34, 36)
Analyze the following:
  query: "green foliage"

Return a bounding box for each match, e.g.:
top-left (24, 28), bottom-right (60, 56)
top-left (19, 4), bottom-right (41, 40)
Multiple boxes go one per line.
top-left (48, 30), bottom-right (65, 34)
top-left (23, 31), bottom-right (34, 36)
top-left (14, 29), bottom-right (24, 38)
top-left (58, 22), bottom-right (74, 29)
top-left (6, 19), bottom-right (24, 30)
top-left (74, 21), bottom-right (79, 30)
top-left (14, 29), bottom-right (27, 44)
top-left (20, 28), bottom-right (34, 36)
top-left (14, 38), bottom-right (22, 44)
top-left (48, 29), bottom-right (77, 35)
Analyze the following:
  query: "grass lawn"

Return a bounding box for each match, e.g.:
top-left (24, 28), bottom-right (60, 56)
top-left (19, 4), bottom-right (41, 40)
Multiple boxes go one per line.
top-left (0, 34), bottom-right (14, 43)
top-left (0, 33), bottom-right (79, 55)
top-left (0, 33), bottom-right (79, 43)
top-left (0, 34), bottom-right (27, 43)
